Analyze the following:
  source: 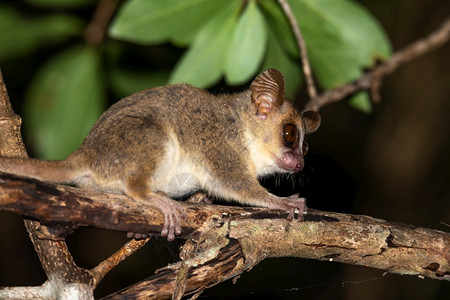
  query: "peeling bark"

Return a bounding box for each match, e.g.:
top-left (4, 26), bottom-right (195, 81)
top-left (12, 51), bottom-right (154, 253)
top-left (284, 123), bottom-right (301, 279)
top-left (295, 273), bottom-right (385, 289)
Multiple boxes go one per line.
top-left (100, 211), bottom-right (448, 299)
top-left (0, 173), bottom-right (448, 299)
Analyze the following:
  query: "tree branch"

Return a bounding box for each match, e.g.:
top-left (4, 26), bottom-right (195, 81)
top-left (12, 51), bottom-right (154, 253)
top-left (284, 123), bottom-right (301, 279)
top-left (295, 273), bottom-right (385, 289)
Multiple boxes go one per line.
top-left (0, 69), bottom-right (96, 282)
top-left (0, 71), bottom-right (143, 299)
top-left (278, 0), bottom-right (318, 99)
top-left (303, 17), bottom-right (450, 111)
top-left (90, 238), bottom-right (150, 289)
top-left (83, 0), bottom-right (120, 46)
top-left (103, 212), bottom-right (449, 299)
top-left (0, 173), bottom-right (448, 298)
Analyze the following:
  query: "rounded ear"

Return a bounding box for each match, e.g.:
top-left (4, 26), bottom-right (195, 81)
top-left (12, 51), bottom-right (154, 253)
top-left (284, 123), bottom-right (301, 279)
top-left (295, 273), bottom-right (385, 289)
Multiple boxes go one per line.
top-left (250, 69), bottom-right (285, 119)
top-left (302, 111), bottom-right (321, 134)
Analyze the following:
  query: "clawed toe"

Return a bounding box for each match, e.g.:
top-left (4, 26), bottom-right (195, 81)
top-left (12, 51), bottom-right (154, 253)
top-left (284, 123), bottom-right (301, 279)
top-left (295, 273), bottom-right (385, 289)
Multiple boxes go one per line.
top-left (282, 195), bottom-right (307, 221)
top-left (159, 201), bottom-right (186, 241)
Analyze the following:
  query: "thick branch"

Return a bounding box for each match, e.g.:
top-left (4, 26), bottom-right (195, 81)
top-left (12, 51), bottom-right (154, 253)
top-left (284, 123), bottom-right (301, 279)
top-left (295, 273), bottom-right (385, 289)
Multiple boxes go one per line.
top-left (0, 281), bottom-right (93, 300)
top-left (303, 17), bottom-right (450, 111)
top-left (0, 70), bottom-right (95, 288)
top-left (1, 173), bottom-right (448, 299)
top-left (0, 173), bottom-right (249, 237)
top-left (102, 209), bottom-right (449, 299)
top-left (102, 240), bottom-right (245, 300)
top-left (0, 70), bottom-right (145, 298)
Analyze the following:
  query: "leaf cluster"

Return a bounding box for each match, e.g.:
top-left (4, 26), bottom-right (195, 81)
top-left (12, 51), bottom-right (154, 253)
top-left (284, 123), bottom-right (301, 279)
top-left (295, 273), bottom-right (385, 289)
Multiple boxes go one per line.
top-left (0, 0), bottom-right (391, 159)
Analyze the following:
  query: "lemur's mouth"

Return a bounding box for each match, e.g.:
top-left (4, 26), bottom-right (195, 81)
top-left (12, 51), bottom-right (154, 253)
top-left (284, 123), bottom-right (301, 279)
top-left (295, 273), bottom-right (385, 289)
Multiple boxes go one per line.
top-left (275, 150), bottom-right (304, 173)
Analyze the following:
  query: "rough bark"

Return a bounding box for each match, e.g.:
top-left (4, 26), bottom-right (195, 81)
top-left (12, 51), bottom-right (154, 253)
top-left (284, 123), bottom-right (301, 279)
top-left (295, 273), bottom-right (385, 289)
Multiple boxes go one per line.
top-left (1, 173), bottom-right (448, 298)
top-left (0, 70), bottom-right (95, 299)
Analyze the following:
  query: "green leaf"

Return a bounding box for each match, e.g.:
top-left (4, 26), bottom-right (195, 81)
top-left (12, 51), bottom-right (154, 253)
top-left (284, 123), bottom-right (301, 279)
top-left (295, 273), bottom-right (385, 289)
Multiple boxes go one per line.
top-left (290, 0), bottom-right (391, 86)
top-left (24, 46), bottom-right (105, 159)
top-left (171, 0), bottom-right (230, 46)
top-left (259, 0), bottom-right (298, 58)
top-left (0, 5), bottom-right (84, 61)
top-left (168, 0), bottom-right (240, 87)
top-left (260, 28), bottom-right (302, 97)
top-left (224, 1), bottom-right (268, 85)
top-left (349, 92), bottom-right (372, 113)
top-left (109, 0), bottom-right (228, 46)
top-left (288, 0), bottom-right (391, 111)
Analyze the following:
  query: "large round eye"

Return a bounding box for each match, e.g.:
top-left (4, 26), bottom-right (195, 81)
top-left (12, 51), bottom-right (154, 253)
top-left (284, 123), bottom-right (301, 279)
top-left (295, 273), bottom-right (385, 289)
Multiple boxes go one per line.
top-left (302, 141), bottom-right (309, 155)
top-left (283, 124), bottom-right (298, 147)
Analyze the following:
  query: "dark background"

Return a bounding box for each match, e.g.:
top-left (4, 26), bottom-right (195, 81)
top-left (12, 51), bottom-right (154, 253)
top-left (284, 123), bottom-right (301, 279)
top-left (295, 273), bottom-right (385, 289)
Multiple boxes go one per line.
top-left (0, 0), bottom-right (449, 299)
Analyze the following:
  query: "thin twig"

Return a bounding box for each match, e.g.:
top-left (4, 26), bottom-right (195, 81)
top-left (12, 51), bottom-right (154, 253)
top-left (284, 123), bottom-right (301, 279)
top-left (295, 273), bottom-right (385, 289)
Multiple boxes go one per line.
top-left (90, 238), bottom-right (150, 288)
top-left (278, 0), bottom-right (318, 99)
top-left (84, 0), bottom-right (119, 46)
top-left (303, 17), bottom-right (450, 112)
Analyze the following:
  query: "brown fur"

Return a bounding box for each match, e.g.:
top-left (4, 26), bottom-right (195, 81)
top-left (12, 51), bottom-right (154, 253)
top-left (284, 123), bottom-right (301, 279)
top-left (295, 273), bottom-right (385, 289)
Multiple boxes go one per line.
top-left (0, 69), bottom-right (320, 241)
